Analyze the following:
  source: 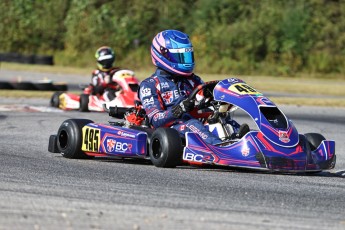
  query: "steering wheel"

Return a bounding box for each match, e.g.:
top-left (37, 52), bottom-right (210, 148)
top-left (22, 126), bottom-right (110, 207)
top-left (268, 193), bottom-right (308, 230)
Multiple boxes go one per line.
top-left (188, 80), bottom-right (219, 109)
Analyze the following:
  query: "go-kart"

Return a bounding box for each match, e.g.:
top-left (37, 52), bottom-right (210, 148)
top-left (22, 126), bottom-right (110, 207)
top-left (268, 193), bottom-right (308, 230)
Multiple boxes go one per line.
top-left (50, 69), bottom-right (140, 112)
top-left (48, 78), bottom-right (336, 173)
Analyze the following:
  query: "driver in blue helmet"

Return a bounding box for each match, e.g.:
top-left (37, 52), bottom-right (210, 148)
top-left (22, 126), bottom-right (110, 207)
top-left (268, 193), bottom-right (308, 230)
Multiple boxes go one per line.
top-left (138, 30), bottom-right (248, 145)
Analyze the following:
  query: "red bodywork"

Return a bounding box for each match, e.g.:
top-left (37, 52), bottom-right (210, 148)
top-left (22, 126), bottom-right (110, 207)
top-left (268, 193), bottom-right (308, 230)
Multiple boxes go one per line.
top-left (57, 70), bottom-right (140, 111)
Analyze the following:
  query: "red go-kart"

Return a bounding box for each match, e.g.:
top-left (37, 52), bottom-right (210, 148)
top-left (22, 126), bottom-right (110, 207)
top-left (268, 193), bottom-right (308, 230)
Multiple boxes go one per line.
top-left (50, 69), bottom-right (140, 112)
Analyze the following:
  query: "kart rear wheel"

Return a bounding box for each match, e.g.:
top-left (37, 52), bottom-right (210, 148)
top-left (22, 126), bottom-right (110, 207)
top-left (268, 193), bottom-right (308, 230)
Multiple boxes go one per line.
top-left (50, 91), bottom-right (63, 107)
top-left (149, 128), bottom-right (183, 168)
top-left (57, 119), bottom-right (94, 159)
top-left (304, 133), bottom-right (326, 151)
top-left (79, 94), bottom-right (89, 112)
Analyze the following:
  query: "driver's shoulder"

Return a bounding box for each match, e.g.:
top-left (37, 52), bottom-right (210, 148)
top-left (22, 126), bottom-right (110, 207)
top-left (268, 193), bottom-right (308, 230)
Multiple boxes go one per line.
top-left (140, 75), bottom-right (156, 86)
top-left (185, 73), bottom-right (203, 88)
top-left (108, 67), bottom-right (122, 75)
top-left (141, 74), bottom-right (167, 86)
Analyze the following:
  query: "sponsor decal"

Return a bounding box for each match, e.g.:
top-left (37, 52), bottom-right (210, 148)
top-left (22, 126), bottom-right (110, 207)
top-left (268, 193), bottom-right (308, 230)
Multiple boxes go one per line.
top-left (161, 91), bottom-right (174, 104)
top-left (228, 78), bottom-right (241, 84)
top-left (142, 97), bottom-right (154, 106)
top-left (241, 147), bottom-right (250, 157)
top-left (107, 139), bottom-right (116, 152)
top-left (256, 97), bottom-right (273, 105)
top-left (161, 89), bottom-right (181, 104)
top-left (105, 138), bottom-right (133, 153)
top-left (147, 109), bottom-right (159, 118)
top-left (160, 82), bottom-right (170, 89)
top-left (115, 141), bottom-right (132, 152)
top-left (153, 112), bottom-right (166, 121)
top-left (140, 87), bottom-right (151, 97)
top-left (278, 130), bottom-right (290, 143)
top-left (178, 89), bottom-right (187, 97)
top-left (183, 152), bottom-right (204, 162)
top-left (186, 124), bottom-right (208, 139)
top-left (184, 47), bottom-right (193, 52)
top-left (174, 90), bottom-right (181, 98)
top-left (179, 125), bottom-right (186, 131)
top-left (117, 131), bottom-right (136, 138)
top-left (169, 47), bottom-right (194, 53)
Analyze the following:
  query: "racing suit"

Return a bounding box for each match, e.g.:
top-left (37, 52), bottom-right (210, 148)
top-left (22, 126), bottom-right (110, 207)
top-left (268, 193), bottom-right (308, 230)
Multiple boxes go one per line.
top-left (138, 68), bottom-right (223, 145)
top-left (91, 67), bottom-right (120, 101)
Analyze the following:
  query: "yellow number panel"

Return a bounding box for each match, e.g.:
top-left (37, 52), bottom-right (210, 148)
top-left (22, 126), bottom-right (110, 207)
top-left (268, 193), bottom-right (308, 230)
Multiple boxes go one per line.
top-left (229, 83), bottom-right (262, 95)
top-left (82, 126), bottom-right (100, 152)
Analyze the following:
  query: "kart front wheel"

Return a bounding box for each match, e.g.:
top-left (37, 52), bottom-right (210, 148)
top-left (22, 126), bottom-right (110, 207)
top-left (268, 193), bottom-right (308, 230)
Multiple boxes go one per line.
top-left (57, 119), bottom-right (94, 159)
top-left (50, 91), bottom-right (63, 107)
top-left (149, 128), bottom-right (183, 168)
top-left (79, 94), bottom-right (89, 112)
top-left (304, 133), bottom-right (326, 151)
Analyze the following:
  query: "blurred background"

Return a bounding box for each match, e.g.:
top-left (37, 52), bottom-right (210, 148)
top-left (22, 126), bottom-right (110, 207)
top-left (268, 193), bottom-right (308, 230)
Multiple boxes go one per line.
top-left (0, 0), bottom-right (344, 77)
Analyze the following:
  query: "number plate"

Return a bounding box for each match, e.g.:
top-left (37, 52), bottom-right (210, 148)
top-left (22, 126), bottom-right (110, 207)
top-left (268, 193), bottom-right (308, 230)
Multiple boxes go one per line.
top-left (229, 83), bottom-right (262, 95)
top-left (82, 126), bottom-right (100, 152)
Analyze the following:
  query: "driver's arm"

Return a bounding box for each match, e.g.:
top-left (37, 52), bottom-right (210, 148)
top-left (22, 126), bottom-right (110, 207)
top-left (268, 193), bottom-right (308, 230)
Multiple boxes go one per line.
top-left (187, 74), bottom-right (211, 99)
top-left (139, 79), bottom-right (177, 128)
top-left (188, 74), bottom-right (204, 88)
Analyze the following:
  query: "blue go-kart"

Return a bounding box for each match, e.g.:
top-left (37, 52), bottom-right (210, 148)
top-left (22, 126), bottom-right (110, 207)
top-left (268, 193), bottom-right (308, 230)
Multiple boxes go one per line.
top-left (48, 78), bottom-right (336, 173)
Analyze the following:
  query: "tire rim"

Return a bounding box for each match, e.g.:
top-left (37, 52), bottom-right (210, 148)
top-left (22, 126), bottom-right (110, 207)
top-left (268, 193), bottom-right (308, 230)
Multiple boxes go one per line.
top-left (58, 130), bottom-right (68, 150)
top-left (152, 138), bottom-right (162, 159)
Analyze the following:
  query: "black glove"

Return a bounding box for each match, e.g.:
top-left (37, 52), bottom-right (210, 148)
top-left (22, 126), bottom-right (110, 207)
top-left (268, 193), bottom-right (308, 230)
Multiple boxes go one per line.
top-left (203, 87), bottom-right (213, 98)
top-left (171, 99), bottom-right (194, 118)
top-left (93, 85), bottom-right (104, 95)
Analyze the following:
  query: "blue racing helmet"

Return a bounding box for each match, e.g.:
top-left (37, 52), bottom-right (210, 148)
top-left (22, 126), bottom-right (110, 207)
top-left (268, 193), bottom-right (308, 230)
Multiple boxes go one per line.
top-left (151, 30), bottom-right (195, 76)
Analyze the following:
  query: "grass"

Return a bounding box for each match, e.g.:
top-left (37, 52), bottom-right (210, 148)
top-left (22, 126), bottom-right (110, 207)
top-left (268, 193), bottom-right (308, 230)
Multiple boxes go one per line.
top-left (0, 62), bottom-right (91, 75)
top-left (270, 97), bottom-right (345, 108)
top-left (202, 74), bottom-right (345, 97)
top-left (1, 62), bottom-right (345, 107)
top-left (0, 90), bottom-right (79, 98)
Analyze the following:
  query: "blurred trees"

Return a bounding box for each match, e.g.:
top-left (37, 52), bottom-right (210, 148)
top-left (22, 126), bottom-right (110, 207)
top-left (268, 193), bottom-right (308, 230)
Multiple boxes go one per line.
top-left (0, 0), bottom-right (344, 75)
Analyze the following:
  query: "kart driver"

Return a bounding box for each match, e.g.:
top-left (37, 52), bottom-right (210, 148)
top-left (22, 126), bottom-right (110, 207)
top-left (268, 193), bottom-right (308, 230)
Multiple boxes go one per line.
top-left (91, 46), bottom-right (121, 101)
top-left (138, 29), bottom-right (249, 145)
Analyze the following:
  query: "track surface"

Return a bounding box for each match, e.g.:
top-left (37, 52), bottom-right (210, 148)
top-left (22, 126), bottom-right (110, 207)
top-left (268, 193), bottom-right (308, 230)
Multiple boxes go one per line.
top-left (0, 70), bottom-right (345, 229)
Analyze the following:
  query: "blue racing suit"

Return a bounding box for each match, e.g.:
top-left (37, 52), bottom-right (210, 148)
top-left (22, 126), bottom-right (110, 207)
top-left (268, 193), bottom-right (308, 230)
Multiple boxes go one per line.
top-left (138, 68), bottom-right (222, 145)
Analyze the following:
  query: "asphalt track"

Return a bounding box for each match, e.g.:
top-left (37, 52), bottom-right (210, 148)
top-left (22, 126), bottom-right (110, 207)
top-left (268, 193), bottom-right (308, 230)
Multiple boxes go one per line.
top-left (0, 70), bottom-right (345, 230)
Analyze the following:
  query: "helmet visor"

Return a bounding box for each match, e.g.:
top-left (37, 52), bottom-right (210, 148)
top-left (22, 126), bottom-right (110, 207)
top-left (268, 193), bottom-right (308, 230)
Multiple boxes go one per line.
top-left (98, 57), bottom-right (114, 69)
top-left (167, 47), bottom-right (194, 64)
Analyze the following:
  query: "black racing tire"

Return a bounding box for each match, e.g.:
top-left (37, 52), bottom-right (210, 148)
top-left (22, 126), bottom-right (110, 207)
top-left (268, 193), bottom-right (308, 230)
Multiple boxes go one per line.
top-left (50, 91), bottom-right (63, 107)
top-left (149, 127), bottom-right (183, 168)
top-left (22, 54), bottom-right (35, 64)
top-left (34, 82), bottom-right (56, 91)
top-left (0, 81), bottom-right (14, 89)
top-left (79, 94), bottom-right (89, 112)
top-left (57, 119), bottom-right (94, 159)
top-left (0, 81), bottom-right (13, 89)
top-left (11, 81), bottom-right (36, 90)
top-left (304, 133), bottom-right (326, 151)
top-left (53, 83), bottom-right (68, 91)
top-left (34, 55), bottom-right (54, 65)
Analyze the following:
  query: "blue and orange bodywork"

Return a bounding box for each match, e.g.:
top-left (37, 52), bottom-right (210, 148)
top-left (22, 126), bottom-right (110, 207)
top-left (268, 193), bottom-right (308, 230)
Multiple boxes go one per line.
top-left (55, 78), bottom-right (335, 172)
top-left (81, 123), bottom-right (147, 158)
top-left (182, 78), bottom-right (336, 172)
